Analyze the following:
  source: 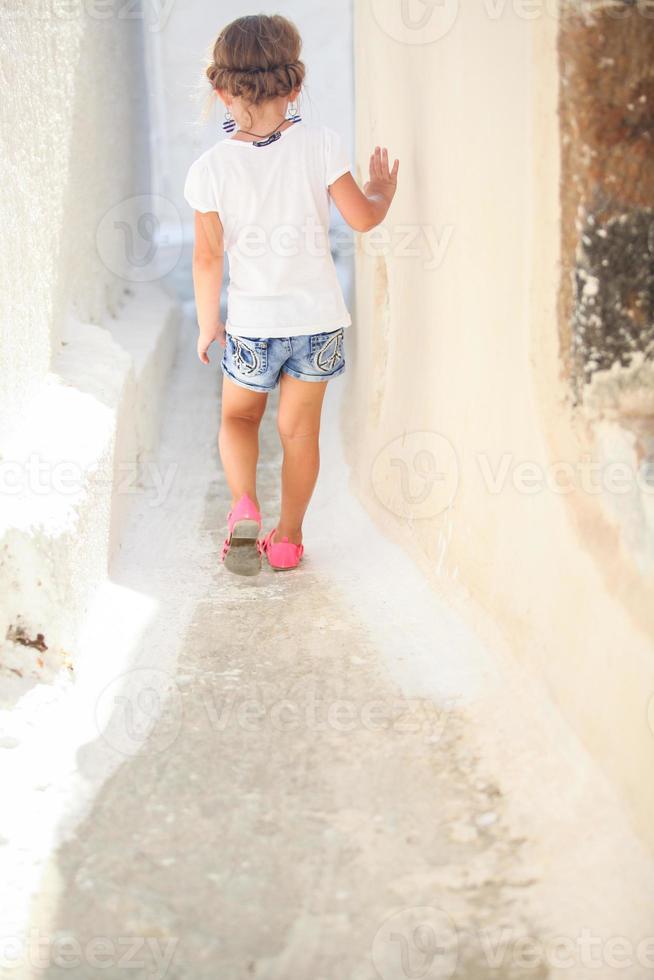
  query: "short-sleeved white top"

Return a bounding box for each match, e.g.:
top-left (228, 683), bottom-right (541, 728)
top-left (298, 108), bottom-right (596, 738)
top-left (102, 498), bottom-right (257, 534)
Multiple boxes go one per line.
top-left (183, 121), bottom-right (353, 338)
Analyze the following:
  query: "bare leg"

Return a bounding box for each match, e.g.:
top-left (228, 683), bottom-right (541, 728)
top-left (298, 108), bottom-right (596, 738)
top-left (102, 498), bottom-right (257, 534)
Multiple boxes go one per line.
top-left (275, 373), bottom-right (329, 545)
top-left (219, 376), bottom-right (268, 511)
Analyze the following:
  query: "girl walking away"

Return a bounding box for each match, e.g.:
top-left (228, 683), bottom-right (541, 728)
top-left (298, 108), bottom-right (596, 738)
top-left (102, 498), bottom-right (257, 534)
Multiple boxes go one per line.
top-left (184, 14), bottom-right (399, 576)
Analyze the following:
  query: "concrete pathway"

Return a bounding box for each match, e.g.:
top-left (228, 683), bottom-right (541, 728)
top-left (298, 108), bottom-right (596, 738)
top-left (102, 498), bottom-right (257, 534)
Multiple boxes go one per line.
top-left (5, 309), bottom-right (654, 980)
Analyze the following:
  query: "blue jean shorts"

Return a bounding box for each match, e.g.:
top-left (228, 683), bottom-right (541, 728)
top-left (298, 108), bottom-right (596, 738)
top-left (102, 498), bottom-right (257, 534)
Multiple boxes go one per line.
top-left (221, 327), bottom-right (346, 393)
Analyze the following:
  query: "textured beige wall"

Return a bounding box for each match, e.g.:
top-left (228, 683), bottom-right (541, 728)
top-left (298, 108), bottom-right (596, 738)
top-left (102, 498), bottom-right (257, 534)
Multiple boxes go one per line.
top-left (0, 6), bottom-right (150, 445)
top-left (347, 1), bottom-right (654, 849)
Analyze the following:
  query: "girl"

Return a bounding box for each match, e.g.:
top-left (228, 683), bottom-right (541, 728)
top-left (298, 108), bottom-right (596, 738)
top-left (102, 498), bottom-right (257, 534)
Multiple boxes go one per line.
top-left (184, 13), bottom-right (398, 576)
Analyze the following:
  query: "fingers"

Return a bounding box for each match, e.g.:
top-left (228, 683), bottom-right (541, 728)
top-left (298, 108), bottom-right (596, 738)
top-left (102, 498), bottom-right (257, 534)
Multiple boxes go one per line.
top-left (370, 148), bottom-right (381, 179)
top-left (369, 146), bottom-right (382, 179)
top-left (369, 145), bottom-right (399, 182)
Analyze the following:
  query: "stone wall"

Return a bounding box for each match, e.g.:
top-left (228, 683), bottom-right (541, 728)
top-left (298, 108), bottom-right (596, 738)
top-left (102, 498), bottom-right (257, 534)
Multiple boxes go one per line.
top-left (558, 1), bottom-right (654, 574)
top-left (559, 2), bottom-right (654, 392)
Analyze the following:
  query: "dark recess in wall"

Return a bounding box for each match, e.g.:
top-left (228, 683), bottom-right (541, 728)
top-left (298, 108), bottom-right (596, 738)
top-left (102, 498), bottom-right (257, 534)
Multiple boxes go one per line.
top-left (558, 2), bottom-right (654, 403)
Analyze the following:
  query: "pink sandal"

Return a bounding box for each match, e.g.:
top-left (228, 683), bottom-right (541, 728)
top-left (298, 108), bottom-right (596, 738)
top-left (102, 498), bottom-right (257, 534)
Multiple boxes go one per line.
top-left (260, 529), bottom-right (304, 571)
top-left (221, 493), bottom-right (262, 577)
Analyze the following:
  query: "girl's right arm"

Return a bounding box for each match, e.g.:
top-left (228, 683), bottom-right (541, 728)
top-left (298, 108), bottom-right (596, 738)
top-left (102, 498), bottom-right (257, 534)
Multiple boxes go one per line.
top-left (328, 146), bottom-right (399, 233)
top-left (192, 210), bottom-right (226, 365)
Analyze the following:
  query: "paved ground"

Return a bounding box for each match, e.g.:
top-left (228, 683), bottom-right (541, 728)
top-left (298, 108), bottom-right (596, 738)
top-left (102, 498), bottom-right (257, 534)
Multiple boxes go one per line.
top-left (4, 308), bottom-right (653, 980)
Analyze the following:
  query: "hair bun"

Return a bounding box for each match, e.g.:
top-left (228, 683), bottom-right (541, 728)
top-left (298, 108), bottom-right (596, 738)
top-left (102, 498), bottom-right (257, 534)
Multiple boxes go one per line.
top-left (206, 15), bottom-right (306, 108)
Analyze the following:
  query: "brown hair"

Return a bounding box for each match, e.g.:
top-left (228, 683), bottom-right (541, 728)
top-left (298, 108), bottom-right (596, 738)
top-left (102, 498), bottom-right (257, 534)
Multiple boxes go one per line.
top-left (206, 14), bottom-right (305, 116)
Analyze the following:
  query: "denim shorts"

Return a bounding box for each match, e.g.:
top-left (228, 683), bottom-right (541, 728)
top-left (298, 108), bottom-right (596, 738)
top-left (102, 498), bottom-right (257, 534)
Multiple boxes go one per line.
top-left (221, 327), bottom-right (346, 393)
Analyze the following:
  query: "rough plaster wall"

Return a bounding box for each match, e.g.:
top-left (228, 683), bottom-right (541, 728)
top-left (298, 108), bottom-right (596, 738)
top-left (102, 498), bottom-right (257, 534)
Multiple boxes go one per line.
top-left (347, 1), bottom-right (654, 850)
top-left (0, 2), bottom-right (151, 445)
top-left (557, 1), bottom-right (654, 574)
top-left (558, 1), bottom-right (654, 392)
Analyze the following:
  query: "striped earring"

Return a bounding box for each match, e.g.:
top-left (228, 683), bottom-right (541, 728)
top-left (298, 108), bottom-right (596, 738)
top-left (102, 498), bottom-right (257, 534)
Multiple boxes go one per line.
top-left (222, 107), bottom-right (236, 133)
top-left (286, 100), bottom-right (301, 123)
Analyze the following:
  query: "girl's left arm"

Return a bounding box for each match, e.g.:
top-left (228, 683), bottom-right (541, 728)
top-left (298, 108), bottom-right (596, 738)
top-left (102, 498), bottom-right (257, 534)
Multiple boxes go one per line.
top-left (192, 210), bottom-right (226, 365)
top-left (329, 146), bottom-right (399, 233)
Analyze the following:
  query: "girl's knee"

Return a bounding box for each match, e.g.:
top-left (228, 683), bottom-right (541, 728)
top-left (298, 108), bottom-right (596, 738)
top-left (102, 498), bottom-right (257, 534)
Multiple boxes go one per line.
top-left (277, 420), bottom-right (320, 443)
top-left (222, 408), bottom-right (264, 427)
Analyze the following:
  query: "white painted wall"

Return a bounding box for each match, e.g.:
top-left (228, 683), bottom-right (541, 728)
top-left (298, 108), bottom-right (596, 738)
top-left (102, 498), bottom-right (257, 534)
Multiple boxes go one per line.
top-left (0, 10), bottom-right (179, 677)
top-left (0, 10), bottom-right (150, 447)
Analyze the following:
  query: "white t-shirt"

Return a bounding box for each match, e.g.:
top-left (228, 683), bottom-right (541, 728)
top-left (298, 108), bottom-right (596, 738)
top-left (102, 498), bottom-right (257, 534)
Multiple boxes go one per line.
top-left (183, 121), bottom-right (353, 338)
